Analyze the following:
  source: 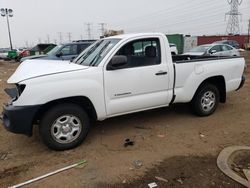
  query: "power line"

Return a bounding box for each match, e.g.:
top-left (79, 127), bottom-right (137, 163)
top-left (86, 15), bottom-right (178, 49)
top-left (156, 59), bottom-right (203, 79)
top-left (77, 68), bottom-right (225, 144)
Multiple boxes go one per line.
top-left (67, 32), bottom-right (72, 42)
top-left (85, 23), bottom-right (92, 40)
top-left (58, 32), bottom-right (63, 44)
top-left (225, 0), bottom-right (243, 35)
top-left (47, 34), bottom-right (50, 43)
top-left (99, 23), bottom-right (107, 36)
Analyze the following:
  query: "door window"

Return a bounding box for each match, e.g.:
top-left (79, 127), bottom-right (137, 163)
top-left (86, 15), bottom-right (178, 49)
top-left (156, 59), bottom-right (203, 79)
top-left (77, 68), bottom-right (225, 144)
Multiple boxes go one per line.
top-left (112, 38), bottom-right (161, 69)
top-left (222, 45), bottom-right (233, 51)
top-left (79, 44), bottom-right (90, 53)
top-left (209, 45), bottom-right (222, 53)
top-left (60, 44), bottom-right (78, 55)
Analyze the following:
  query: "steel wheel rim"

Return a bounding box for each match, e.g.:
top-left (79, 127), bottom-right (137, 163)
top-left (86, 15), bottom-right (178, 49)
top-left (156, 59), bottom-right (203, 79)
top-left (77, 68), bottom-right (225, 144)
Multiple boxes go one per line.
top-left (51, 115), bottom-right (82, 144)
top-left (201, 91), bottom-right (216, 112)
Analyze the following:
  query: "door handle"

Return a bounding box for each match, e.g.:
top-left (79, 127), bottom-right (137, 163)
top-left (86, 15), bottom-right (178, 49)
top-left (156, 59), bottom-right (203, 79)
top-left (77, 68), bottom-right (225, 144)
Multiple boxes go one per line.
top-left (155, 71), bottom-right (167, 76)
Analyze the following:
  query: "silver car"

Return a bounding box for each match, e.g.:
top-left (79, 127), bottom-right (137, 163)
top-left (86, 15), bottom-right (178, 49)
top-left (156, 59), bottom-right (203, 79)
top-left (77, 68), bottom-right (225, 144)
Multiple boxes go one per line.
top-left (185, 44), bottom-right (240, 57)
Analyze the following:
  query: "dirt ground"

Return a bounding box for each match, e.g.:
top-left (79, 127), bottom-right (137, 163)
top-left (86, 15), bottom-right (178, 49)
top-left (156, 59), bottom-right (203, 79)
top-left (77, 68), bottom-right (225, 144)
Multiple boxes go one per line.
top-left (0, 52), bottom-right (250, 188)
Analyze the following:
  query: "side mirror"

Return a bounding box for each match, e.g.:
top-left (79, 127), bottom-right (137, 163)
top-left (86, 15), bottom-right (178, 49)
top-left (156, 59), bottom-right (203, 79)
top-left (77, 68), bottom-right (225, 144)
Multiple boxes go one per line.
top-left (210, 50), bottom-right (217, 54)
top-left (107, 55), bottom-right (128, 70)
top-left (56, 52), bottom-right (63, 57)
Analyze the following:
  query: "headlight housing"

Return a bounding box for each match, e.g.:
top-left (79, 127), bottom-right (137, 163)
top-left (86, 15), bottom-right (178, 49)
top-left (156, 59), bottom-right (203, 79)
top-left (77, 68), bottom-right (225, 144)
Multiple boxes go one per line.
top-left (16, 84), bottom-right (26, 97)
top-left (4, 84), bottom-right (26, 102)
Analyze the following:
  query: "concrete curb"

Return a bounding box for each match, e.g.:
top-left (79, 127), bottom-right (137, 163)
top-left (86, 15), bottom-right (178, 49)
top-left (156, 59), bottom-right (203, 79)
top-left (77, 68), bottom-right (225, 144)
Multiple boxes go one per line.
top-left (217, 146), bottom-right (250, 188)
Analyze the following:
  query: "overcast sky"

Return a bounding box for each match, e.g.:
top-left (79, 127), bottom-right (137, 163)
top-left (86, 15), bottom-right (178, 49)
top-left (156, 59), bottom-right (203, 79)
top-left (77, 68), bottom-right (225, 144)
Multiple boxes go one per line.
top-left (0, 0), bottom-right (249, 48)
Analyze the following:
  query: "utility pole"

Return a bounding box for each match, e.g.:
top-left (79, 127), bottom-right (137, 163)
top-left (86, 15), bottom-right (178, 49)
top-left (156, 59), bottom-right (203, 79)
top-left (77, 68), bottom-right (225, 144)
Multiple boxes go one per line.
top-left (248, 19), bottom-right (250, 43)
top-left (54, 39), bottom-right (57, 44)
top-left (225, 0), bottom-right (243, 35)
top-left (38, 38), bottom-right (41, 44)
top-left (58, 32), bottom-right (63, 44)
top-left (85, 23), bottom-right (92, 40)
top-left (99, 23), bottom-right (107, 37)
top-left (25, 41), bottom-right (29, 48)
top-left (47, 34), bottom-right (50, 43)
top-left (67, 32), bottom-right (72, 42)
top-left (1, 8), bottom-right (14, 50)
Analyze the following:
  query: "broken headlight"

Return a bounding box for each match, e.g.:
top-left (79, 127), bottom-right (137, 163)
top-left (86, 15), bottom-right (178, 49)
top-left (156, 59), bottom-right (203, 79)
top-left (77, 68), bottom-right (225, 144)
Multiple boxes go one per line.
top-left (4, 84), bottom-right (26, 101)
top-left (16, 84), bottom-right (26, 97)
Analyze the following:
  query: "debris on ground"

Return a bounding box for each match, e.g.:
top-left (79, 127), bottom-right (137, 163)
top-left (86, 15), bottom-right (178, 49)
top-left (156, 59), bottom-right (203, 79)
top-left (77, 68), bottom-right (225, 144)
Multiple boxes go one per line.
top-left (176, 177), bottom-right (184, 184)
top-left (0, 152), bottom-right (10, 160)
top-left (155, 176), bottom-right (168, 183)
top-left (243, 169), bottom-right (250, 181)
top-left (124, 139), bottom-right (134, 147)
top-left (134, 126), bottom-right (152, 130)
top-left (199, 133), bottom-right (206, 138)
top-left (148, 182), bottom-right (157, 188)
top-left (9, 160), bottom-right (87, 188)
top-left (157, 135), bottom-right (165, 138)
top-left (122, 179), bottom-right (127, 184)
top-left (132, 160), bottom-right (143, 169)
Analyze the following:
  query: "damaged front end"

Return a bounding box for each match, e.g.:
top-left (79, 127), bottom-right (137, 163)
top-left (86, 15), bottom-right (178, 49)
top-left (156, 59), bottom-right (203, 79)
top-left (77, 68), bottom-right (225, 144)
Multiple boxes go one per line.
top-left (4, 84), bottom-right (26, 103)
top-left (1, 84), bottom-right (39, 137)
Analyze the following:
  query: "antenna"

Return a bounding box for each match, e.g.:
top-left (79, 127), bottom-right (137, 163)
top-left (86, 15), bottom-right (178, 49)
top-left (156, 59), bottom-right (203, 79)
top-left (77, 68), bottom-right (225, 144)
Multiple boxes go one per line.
top-left (225, 0), bottom-right (243, 35)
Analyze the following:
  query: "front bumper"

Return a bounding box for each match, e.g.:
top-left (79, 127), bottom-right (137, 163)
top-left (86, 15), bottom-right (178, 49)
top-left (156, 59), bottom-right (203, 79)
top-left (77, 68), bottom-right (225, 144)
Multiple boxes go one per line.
top-left (1, 104), bottom-right (40, 136)
top-left (236, 75), bottom-right (245, 91)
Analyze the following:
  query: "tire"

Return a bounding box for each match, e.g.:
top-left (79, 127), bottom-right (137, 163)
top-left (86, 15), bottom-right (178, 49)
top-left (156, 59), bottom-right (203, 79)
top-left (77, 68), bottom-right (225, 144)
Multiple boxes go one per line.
top-left (191, 84), bottom-right (220, 117)
top-left (39, 104), bottom-right (90, 151)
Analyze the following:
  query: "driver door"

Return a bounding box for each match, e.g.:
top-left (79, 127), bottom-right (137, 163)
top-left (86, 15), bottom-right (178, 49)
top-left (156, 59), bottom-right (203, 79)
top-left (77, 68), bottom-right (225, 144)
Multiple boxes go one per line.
top-left (104, 37), bottom-right (170, 116)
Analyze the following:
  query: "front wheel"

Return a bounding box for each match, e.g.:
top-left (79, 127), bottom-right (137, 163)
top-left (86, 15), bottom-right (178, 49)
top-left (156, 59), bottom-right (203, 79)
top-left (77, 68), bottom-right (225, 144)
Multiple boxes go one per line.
top-left (191, 84), bottom-right (220, 117)
top-left (39, 104), bottom-right (90, 151)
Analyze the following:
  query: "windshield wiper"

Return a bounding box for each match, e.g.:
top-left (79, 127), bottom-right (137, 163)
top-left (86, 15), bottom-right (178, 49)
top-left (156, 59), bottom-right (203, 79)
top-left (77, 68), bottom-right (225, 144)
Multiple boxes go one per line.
top-left (76, 41), bottom-right (103, 64)
top-left (89, 41), bottom-right (111, 67)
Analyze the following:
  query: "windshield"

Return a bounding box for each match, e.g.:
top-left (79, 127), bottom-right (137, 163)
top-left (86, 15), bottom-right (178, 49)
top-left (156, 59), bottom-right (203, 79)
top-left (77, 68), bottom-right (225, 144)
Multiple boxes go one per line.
top-left (190, 45), bottom-right (210, 52)
top-left (47, 45), bottom-right (61, 55)
top-left (74, 39), bottom-right (120, 66)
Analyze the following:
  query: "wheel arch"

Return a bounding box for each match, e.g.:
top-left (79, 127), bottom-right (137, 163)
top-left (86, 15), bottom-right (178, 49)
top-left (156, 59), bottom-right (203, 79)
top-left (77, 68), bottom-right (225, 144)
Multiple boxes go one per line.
top-left (193, 75), bottom-right (226, 103)
top-left (34, 96), bottom-right (98, 124)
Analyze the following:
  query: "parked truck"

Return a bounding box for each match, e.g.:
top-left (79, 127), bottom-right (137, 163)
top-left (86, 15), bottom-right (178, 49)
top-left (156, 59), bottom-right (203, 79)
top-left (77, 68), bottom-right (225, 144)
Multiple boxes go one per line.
top-left (1, 33), bottom-right (246, 150)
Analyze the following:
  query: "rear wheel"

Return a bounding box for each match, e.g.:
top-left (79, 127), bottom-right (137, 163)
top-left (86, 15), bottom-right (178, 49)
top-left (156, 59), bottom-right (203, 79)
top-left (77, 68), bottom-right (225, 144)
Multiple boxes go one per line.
top-left (191, 84), bottom-right (220, 116)
top-left (39, 104), bottom-right (90, 151)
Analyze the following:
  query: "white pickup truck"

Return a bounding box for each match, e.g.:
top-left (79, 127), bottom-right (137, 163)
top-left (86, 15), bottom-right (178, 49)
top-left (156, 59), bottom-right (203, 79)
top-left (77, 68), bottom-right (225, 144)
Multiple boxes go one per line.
top-left (1, 33), bottom-right (245, 150)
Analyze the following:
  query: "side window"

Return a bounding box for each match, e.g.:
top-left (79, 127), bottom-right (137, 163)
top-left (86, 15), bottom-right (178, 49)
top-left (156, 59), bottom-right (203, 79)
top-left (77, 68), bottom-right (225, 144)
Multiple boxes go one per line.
top-left (210, 45), bottom-right (222, 53)
top-left (222, 45), bottom-right (233, 51)
top-left (114, 38), bottom-right (161, 68)
top-left (222, 45), bottom-right (228, 51)
top-left (60, 44), bottom-right (78, 55)
top-left (79, 44), bottom-right (89, 53)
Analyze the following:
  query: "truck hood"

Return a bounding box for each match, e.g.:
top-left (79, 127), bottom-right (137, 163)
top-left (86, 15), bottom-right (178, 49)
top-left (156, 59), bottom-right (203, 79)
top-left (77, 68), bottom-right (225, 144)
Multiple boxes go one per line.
top-left (21, 54), bottom-right (48, 62)
top-left (8, 60), bottom-right (88, 83)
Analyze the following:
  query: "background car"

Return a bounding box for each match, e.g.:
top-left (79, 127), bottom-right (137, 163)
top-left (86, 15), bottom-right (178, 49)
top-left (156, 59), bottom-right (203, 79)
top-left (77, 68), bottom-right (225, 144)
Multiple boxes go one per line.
top-left (20, 41), bottom-right (95, 62)
top-left (0, 48), bottom-right (10, 59)
top-left (170, 43), bottom-right (178, 55)
top-left (213, 40), bottom-right (240, 49)
top-left (184, 44), bottom-right (240, 57)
